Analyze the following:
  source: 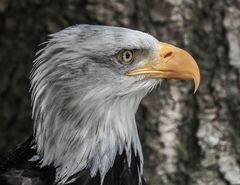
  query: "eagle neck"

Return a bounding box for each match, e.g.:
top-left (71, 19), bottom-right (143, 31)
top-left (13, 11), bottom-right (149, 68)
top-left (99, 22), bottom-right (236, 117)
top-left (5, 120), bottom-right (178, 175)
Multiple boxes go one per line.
top-left (34, 93), bottom-right (144, 184)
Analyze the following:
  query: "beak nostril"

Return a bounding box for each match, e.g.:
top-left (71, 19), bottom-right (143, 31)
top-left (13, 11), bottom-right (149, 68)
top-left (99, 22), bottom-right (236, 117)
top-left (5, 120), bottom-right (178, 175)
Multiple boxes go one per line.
top-left (163, 51), bottom-right (173, 58)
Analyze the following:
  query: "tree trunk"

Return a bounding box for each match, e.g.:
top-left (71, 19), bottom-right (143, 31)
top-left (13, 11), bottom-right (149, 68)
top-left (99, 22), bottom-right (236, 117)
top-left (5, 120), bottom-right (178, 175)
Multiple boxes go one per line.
top-left (0, 0), bottom-right (239, 184)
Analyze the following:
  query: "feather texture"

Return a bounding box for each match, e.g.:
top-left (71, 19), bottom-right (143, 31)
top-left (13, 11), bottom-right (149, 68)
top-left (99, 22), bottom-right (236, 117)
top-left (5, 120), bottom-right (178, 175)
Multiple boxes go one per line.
top-left (0, 138), bottom-right (147, 185)
top-left (1, 25), bottom-right (161, 185)
top-left (30, 25), bottom-right (159, 184)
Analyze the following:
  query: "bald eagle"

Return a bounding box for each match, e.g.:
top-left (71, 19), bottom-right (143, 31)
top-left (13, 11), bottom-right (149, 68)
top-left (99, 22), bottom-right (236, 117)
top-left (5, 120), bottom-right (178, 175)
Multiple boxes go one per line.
top-left (0, 25), bottom-right (200, 185)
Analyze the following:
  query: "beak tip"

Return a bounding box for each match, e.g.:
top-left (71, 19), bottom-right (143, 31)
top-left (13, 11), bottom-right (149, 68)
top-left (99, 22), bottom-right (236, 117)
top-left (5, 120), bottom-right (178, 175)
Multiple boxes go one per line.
top-left (193, 74), bottom-right (200, 93)
top-left (194, 86), bottom-right (198, 94)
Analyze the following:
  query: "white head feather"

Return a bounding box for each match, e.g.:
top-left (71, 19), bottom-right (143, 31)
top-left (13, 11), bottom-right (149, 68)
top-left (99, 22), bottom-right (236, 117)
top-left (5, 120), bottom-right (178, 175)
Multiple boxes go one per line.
top-left (30, 25), bottom-right (160, 184)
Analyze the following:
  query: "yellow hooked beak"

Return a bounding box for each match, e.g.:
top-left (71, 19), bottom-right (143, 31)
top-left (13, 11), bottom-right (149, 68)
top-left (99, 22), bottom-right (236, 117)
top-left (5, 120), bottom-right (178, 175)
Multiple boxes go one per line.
top-left (126, 42), bottom-right (200, 92)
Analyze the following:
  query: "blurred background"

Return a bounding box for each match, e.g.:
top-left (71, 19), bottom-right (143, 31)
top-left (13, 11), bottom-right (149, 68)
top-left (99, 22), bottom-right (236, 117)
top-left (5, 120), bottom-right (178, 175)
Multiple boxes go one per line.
top-left (0, 0), bottom-right (240, 185)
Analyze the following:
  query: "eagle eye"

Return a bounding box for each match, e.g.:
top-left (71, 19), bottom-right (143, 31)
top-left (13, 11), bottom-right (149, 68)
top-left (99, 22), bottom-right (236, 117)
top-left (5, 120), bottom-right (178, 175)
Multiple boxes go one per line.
top-left (117, 49), bottom-right (134, 64)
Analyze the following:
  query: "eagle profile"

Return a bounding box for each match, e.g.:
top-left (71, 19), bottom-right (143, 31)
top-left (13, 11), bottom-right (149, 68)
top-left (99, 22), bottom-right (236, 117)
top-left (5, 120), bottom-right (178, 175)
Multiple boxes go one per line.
top-left (0, 25), bottom-right (200, 185)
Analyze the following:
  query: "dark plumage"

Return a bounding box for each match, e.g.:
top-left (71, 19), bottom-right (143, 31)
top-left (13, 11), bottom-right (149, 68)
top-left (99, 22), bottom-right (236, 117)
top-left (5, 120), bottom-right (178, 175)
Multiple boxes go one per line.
top-left (0, 137), bottom-right (146, 185)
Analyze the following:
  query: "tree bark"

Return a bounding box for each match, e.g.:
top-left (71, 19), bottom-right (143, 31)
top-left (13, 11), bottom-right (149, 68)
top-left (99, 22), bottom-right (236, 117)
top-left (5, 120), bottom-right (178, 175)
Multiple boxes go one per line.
top-left (0, 0), bottom-right (239, 184)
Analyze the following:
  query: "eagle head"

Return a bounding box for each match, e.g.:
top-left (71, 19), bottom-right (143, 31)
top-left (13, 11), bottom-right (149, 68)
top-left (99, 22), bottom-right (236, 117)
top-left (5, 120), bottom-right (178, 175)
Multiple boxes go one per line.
top-left (30, 25), bottom-right (200, 184)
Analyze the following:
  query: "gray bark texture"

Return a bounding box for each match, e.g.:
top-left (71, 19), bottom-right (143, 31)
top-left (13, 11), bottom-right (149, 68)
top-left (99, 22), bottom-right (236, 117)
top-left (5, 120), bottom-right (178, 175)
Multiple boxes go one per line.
top-left (0, 0), bottom-right (240, 185)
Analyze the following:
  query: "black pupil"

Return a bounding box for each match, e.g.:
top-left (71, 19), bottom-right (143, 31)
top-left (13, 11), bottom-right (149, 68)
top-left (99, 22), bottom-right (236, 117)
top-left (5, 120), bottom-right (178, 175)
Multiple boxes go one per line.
top-left (125, 52), bottom-right (130, 59)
